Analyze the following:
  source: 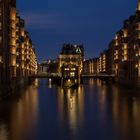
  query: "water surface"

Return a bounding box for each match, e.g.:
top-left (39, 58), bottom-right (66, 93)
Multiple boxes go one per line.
top-left (0, 79), bottom-right (140, 140)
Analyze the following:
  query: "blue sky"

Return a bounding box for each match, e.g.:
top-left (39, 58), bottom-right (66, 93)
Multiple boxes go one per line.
top-left (17, 0), bottom-right (137, 62)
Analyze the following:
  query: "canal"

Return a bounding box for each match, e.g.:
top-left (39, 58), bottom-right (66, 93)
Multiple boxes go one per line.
top-left (0, 79), bottom-right (140, 140)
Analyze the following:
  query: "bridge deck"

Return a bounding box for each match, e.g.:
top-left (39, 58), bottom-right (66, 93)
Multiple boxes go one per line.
top-left (82, 74), bottom-right (115, 78)
top-left (30, 73), bottom-right (115, 79)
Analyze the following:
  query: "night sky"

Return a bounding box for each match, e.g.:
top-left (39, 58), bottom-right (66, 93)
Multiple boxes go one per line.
top-left (17, 0), bottom-right (137, 62)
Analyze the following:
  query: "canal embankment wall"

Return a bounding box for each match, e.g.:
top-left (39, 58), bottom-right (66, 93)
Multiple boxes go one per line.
top-left (0, 77), bottom-right (34, 100)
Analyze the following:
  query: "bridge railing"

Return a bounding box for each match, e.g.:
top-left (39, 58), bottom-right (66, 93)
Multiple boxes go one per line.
top-left (82, 74), bottom-right (115, 77)
top-left (30, 72), bottom-right (60, 78)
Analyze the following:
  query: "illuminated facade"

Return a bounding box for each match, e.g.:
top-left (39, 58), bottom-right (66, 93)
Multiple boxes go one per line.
top-left (110, 1), bottom-right (140, 85)
top-left (58, 44), bottom-right (84, 84)
top-left (24, 32), bottom-right (37, 76)
top-left (98, 50), bottom-right (107, 73)
top-left (83, 58), bottom-right (99, 74)
top-left (0, 0), bottom-right (37, 94)
top-left (83, 1), bottom-right (140, 86)
top-left (58, 44), bottom-right (84, 76)
top-left (63, 0), bottom-right (140, 87)
top-left (0, 0), bottom-right (17, 87)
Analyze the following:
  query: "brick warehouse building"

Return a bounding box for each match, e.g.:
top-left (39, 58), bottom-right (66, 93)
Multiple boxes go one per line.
top-left (0, 0), bottom-right (37, 95)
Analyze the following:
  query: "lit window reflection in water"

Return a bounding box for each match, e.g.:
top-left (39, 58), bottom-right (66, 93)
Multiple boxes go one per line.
top-left (57, 86), bottom-right (84, 135)
top-left (0, 79), bottom-right (39, 140)
top-left (0, 124), bottom-right (8, 140)
top-left (0, 78), bottom-right (140, 140)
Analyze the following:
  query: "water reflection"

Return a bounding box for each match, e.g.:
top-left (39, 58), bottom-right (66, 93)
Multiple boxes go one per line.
top-left (0, 79), bottom-right (140, 140)
top-left (57, 86), bottom-right (84, 133)
top-left (0, 124), bottom-right (8, 140)
top-left (111, 86), bottom-right (140, 139)
top-left (48, 78), bottom-right (52, 88)
top-left (0, 80), bottom-right (39, 140)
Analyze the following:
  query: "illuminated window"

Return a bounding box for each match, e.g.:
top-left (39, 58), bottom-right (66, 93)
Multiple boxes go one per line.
top-left (11, 47), bottom-right (16, 54)
top-left (123, 56), bottom-right (127, 61)
top-left (10, 38), bottom-right (16, 46)
top-left (115, 55), bottom-right (118, 60)
top-left (0, 56), bottom-right (2, 63)
top-left (115, 40), bottom-right (119, 46)
top-left (123, 43), bottom-right (127, 49)
top-left (76, 47), bottom-right (82, 54)
top-left (11, 21), bottom-right (16, 29)
top-left (10, 57), bottom-right (16, 66)
top-left (65, 68), bottom-right (69, 71)
top-left (134, 45), bottom-right (136, 49)
top-left (124, 50), bottom-right (127, 55)
top-left (70, 72), bottom-right (75, 77)
top-left (16, 52), bottom-right (19, 56)
top-left (115, 34), bottom-right (118, 40)
top-left (123, 29), bottom-right (128, 37)
top-left (10, 8), bottom-right (16, 20)
top-left (71, 68), bottom-right (76, 71)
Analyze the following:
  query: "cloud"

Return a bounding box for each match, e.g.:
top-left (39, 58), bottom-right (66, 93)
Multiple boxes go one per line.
top-left (19, 10), bottom-right (99, 31)
top-left (20, 11), bottom-right (63, 29)
top-left (19, 10), bottom-right (119, 33)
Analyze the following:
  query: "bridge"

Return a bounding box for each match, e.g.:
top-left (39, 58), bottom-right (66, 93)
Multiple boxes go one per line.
top-left (82, 74), bottom-right (115, 81)
top-left (29, 73), bottom-right (60, 78)
top-left (30, 73), bottom-right (115, 79)
top-left (29, 73), bottom-right (115, 86)
top-left (82, 74), bottom-right (115, 78)
top-left (29, 73), bottom-right (62, 85)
